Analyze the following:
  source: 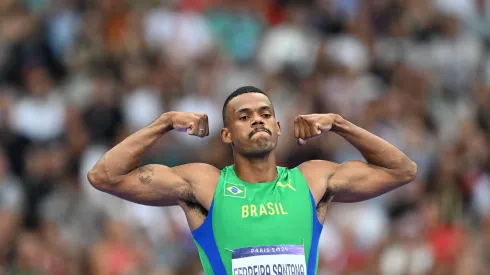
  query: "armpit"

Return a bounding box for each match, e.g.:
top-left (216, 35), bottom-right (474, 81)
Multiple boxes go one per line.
top-left (316, 187), bottom-right (334, 223)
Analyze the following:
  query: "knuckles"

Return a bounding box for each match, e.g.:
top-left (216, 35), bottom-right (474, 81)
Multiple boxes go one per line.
top-left (194, 113), bottom-right (208, 121)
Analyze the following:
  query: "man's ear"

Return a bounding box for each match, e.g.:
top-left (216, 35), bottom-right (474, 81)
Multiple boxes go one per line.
top-left (277, 121), bottom-right (281, 136)
top-left (221, 127), bottom-right (232, 144)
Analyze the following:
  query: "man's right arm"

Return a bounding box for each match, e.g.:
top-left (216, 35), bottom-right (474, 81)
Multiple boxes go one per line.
top-left (87, 112), bottom-right (218, 207)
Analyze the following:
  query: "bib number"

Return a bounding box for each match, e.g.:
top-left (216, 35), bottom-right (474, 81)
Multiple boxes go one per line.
top-left (231, 244), bottom-right (307, 275)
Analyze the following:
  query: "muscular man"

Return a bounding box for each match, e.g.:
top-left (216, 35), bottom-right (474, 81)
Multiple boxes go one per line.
top-left (88, 86), bottom-right (417, 275)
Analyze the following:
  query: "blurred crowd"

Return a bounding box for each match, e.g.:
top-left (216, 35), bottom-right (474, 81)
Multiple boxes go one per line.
top-left (1, 0), bottom-right (490, 274)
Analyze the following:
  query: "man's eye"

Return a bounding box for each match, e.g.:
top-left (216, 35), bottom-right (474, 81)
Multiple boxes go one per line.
top-left (240, 116), bottom-right (249, 120)
top-left (262, 114), bottom-right (272, 118)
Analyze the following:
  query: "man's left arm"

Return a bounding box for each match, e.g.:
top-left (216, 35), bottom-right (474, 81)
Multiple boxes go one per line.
top-left (295, 113), bottom-right (418, 203)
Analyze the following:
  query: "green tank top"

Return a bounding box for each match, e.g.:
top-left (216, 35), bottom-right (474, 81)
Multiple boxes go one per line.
top-left (191, 165), bottom-right (323, 275)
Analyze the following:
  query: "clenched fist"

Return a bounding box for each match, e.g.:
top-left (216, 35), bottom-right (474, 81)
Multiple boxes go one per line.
top-left (293, 113), bottom-right (339, 145)
top-left (168, 112), bottom-right (209, 138)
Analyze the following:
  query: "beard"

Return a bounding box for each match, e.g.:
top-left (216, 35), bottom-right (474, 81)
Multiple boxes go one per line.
top-left (240, 137), bottom-right (276, 158)
top-left (231, 127), bottom-right (278, 159)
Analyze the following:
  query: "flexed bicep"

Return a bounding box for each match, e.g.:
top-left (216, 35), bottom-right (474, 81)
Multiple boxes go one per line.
top-left (88, 164), bottom-right (190, 206)
top-left (88, 163), bottom-right (219, 207)
top-left (329, 160), bottom-right (416, 203)
top-left (298, 159), bottom-right (416, 204)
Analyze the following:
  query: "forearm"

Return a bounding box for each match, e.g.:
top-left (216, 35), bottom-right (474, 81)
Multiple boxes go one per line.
top-left (332, 115), bottom-right (416, 176)
top-left (89, 113), bottom-right (173, 184)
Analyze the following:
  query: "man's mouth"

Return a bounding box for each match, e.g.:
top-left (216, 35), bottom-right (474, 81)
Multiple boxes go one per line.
top-left (249, 128), bottom-right (272, 138)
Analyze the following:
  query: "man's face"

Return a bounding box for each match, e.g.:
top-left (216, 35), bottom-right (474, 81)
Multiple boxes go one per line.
top-left (221, 93), bottom-right (281, 157)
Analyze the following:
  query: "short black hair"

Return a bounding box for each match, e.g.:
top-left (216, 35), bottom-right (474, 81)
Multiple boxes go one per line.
top-left (222, 86), bottom-right (269, 126)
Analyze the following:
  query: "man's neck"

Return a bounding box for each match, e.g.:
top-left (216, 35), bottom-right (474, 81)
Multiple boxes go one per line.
top-left (233, 153), bottom-right (278, 183)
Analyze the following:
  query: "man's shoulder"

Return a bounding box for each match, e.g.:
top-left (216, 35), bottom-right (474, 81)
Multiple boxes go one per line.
top-left (296, 160), bottom-right (339, 176)
top-left (295, 160), bottom-right (339, 206)
top-left (173, 163), bottom-right (221, 210)
top-left (172, 163), bottom-right (221, 183)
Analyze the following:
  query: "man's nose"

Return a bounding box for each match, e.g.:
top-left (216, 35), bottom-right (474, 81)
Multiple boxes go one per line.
top-left (251, 114), bottom-right (265, 126)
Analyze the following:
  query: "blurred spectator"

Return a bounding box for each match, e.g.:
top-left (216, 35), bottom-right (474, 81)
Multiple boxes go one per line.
top-left (64, 9), bottom-right (105, 75)
top-left (207, 0), bottom-right (264, 63)
top-left (39, 166), bottom-right (104, 255)
top-left (8, 231), bottom-right (46, 275)
top-left (122, 57), bottom-right (164, 134)
top-left (379, 205), bottom-right (434, 275)
top-left (0, 4), bottom-right (65, 87)
top-left (22, 143), bottom-right (66, 229)
top-left (258, 3), bottom-right (321, 79)
top-left (89, 219), bottom-right (136, 274)
top-left (143, 0), bottom-right (214, 67)
top-left (46, 0), bottom-right (82, 61)
top-left (466, 0), bottom-right (490, 41)
top-left (9, 65), bottom-right (66, 142)
top-left (83, 68), bottom-right (123, 144)
top-left (0, 149), bottom-right (24, 269)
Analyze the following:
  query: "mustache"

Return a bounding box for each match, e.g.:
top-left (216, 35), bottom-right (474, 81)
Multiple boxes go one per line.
top-left (249, 127), bottom-right (272, 138)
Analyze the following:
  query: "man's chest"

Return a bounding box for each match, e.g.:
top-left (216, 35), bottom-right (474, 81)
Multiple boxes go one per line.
top-left (213, 184), bottom-right (313, 242)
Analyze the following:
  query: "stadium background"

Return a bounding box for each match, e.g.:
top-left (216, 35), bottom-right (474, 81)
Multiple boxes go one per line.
top-left (0, 0), bottom-right (490, 274)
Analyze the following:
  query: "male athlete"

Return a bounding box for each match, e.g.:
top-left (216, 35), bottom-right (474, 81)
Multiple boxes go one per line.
top-left (88, 86), bottom-right (417, 275)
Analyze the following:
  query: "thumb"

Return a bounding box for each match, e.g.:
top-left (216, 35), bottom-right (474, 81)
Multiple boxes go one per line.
top-left (317, 123), bottom-right (331, 132)
top-left (315, 126), bottom-right (322, 135)
top-left (297, 138), bottom-right (306, 146)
